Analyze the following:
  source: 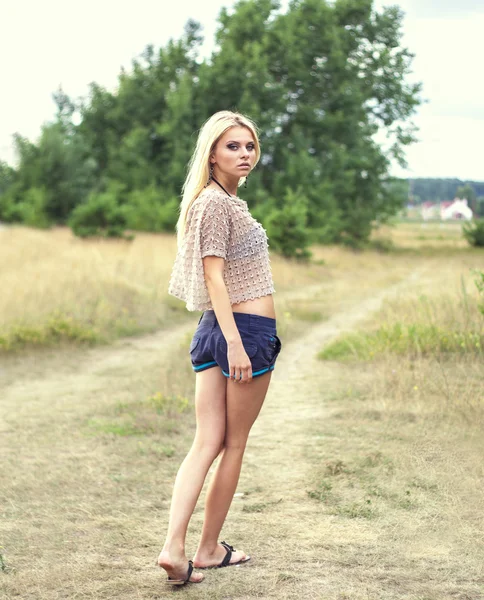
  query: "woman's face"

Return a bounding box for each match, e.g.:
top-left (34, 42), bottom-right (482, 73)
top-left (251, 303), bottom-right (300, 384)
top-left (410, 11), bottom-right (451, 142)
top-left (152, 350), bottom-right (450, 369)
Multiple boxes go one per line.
top-left (210, 126), bottom-right (257, 180)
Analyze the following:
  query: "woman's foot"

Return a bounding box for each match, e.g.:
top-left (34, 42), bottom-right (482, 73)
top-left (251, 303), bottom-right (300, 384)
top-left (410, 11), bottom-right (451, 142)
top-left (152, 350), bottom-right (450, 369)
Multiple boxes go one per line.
top-left (192, 541), bottom-right (249, 568)
top-left (157, 550), bottom-right (204, 583)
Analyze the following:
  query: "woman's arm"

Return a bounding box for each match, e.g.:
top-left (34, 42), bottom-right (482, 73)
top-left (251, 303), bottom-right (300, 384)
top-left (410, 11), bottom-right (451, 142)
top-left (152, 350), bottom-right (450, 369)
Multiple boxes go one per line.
top-left (203, 256), bottom-right (252, 383)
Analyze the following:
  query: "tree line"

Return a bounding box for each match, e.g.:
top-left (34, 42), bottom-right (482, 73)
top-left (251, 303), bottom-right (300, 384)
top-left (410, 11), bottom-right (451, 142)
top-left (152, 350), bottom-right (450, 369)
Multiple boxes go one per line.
top-left (409, 178), bottom-right (484, 209)
top-left (0, 0), bottom-right (422, 256)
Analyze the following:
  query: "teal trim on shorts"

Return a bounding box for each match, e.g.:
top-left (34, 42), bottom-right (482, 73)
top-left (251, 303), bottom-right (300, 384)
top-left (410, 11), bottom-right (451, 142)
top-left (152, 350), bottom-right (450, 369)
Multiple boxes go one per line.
top-left (222, 364), bottom-right (275, 378)
top-left (192, 361), bottom-right (218, 372)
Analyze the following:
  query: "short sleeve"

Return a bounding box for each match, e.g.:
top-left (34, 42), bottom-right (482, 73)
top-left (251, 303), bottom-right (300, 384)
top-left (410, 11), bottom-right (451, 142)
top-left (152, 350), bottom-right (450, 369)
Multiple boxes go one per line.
top-left (199, 196), bottom-right (231, 259)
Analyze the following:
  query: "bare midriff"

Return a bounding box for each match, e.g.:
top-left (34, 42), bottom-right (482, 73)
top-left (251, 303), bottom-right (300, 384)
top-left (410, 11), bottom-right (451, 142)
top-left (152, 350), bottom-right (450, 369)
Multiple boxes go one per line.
top-left (231, 294), bottom-right (276, 319)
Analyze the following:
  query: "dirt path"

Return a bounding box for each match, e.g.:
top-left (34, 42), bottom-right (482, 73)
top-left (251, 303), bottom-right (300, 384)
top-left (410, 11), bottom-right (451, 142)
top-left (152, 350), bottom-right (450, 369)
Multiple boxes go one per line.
top-left (0, 267), bottom-right (420, 435)
top-left (220, 270), bottom-right (426, 599)
top-left (0, 269), bottom-right (428, 599)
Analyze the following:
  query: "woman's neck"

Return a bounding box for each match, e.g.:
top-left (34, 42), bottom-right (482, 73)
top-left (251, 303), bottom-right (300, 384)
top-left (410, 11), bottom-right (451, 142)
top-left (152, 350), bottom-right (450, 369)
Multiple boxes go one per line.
top-left (211, 171), bottom-right (238, 196)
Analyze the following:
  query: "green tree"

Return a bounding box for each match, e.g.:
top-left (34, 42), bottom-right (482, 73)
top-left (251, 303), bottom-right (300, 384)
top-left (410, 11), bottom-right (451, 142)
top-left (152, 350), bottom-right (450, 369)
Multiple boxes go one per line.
top-left (0, 161), bottom-right (15, 195)
top-left (17, 187), bottom-right (51, 228)
top-left (68, 183), bottom-right (128, 238)
top-left (0, 161), bottom-right (17, 221)
top-left (476, 196), bottom-right (484, 218)
top-left (456, 183), bottom-right (477, 213)
top-left (264, 187), bottom-right (312, 259)
top-left (122, 185), bottom-right (178, 231)
top-left (3, 0), bottom-right (422, 245)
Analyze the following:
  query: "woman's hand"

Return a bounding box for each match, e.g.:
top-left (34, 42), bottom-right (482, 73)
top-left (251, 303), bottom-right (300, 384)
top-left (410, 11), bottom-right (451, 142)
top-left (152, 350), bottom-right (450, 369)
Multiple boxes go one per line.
top-left (227, 341), bottom-right (253, 384)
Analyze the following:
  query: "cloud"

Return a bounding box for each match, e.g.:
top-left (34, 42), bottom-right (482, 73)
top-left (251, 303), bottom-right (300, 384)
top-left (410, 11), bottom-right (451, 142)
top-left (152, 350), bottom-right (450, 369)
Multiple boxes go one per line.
top-left (403, 14), bottom-right (484, 120)
top-left (389, 110), bottom-right (484, 181)
top-left (374, 2), bottom-right (484, 179)
top-left (376, 0), bottom-right (483, 19)
top-left (0, 0), bottom-right (233, 165)
top-left (397, 1), bottom-right (482, 19)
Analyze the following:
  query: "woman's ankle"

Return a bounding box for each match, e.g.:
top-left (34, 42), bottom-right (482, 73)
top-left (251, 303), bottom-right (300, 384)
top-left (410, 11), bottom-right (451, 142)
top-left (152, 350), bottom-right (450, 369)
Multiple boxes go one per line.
top-left (194, 540), bottom-right (219, 556)
top-left (160, 539), bottom-right (185, 556)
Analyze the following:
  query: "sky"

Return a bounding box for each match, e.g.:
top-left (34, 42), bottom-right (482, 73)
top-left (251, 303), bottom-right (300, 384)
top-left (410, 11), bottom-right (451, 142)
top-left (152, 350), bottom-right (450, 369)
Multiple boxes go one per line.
top-left (1, 0), bottom-right (483, 181)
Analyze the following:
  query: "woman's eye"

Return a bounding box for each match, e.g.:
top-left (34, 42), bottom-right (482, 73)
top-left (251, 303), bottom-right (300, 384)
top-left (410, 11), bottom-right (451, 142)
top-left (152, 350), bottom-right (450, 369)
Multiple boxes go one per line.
top-left (228, 144), bottom-right (255, 150)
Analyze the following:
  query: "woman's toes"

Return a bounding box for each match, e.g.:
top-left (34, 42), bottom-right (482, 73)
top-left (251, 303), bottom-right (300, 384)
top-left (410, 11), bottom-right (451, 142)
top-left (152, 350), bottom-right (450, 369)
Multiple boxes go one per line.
top-left (190, 572), bottom-right (204, 583)
top-left (230, 549), bottom-right (247, 564)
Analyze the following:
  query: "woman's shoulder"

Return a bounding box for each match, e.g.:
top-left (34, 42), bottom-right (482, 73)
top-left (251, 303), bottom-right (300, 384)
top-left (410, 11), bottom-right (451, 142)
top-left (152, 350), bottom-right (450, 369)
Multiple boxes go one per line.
top-left (194, 187), bottom-right (240, 216)
top-left (196, 187), bottom-right (232, 205)
top-left (197, 186), bottom-right (248, 211)
top-left (187, 189), bottom-right (232, 228)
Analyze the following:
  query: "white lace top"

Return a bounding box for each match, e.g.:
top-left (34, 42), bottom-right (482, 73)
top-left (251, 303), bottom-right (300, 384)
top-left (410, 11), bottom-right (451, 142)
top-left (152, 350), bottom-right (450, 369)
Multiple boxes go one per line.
top-left (168, 188), bottom-right (275, 311)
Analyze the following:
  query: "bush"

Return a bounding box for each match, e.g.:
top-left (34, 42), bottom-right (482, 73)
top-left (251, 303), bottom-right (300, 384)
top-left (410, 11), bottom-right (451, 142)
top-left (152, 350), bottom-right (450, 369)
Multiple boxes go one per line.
top-left (122, 186), bottom-right (178, 231)
top-left (463, 219), bottom-right (484, 247)
top-left (0, 188), bottom-right (24, 223)
top-left (0, 186), bottom-right (51, 228)
top-left (18, 187), bottom-right (51, 228)
top-left (474, 270), bottom-right (484, 316)
top-left (264, 187), bottom-right (312, 260)
top-left (69, 188), bottom-right (128, 238)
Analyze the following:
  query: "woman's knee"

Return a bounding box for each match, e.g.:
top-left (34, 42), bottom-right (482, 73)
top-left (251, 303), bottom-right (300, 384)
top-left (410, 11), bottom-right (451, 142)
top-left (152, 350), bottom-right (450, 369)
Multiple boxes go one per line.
top-left (192, 436), bottom-right (224, 461)
top-left (222, 437), bottom-right (248, 453)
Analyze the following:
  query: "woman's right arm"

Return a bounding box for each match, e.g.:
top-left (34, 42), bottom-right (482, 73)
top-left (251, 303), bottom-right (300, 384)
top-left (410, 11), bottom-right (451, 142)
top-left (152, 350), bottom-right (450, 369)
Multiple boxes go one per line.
top-left (203, 256), bottom-right (252, 384)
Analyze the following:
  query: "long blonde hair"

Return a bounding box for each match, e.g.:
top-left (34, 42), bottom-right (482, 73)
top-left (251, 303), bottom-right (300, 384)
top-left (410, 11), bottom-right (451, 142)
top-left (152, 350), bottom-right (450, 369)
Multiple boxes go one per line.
top-left (175, 110), bottom-right (261, 247)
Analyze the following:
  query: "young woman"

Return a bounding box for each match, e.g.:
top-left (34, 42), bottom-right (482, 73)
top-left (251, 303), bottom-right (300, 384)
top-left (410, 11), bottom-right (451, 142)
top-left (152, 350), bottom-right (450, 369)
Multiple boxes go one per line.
top-left (158, 110), bottom-right (282, 586)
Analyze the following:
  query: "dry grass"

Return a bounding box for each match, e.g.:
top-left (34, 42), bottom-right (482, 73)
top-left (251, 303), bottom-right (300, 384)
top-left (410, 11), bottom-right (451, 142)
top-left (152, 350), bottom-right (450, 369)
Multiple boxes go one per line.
top-left (304, 359), bottom-right (484, 599)
top-left (1, 223), bottom-right (483, 599)
top-left (0, 224), bottom-right (416, 351)
top-left (0, 226), bottom-right (187, 347)
top-left (308, 249), bottom-right (484, 599)
top-left (372, 219), bottom-right (469, 249)
top-left (0, 226), bottom-right (334, 350)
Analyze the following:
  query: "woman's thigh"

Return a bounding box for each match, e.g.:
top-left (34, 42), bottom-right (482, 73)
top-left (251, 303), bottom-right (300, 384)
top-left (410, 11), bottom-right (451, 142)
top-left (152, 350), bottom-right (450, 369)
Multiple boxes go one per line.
top-left (224, 371), bottom-right (272, 448)
top-left (193, 366), bottom-right (227, 451)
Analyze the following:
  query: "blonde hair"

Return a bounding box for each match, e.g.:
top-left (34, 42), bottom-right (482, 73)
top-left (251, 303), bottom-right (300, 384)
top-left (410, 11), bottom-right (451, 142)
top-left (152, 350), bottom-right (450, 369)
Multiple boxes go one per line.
top-left (175, 110), bottom-right (261, 247)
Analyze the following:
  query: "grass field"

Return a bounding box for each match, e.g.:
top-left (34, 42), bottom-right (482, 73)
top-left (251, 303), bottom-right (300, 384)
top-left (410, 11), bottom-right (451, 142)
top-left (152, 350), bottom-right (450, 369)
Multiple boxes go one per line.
top-left (372, 219), bottom-right (470, 249)
top-left (0, 222), bottom-right (483, 599)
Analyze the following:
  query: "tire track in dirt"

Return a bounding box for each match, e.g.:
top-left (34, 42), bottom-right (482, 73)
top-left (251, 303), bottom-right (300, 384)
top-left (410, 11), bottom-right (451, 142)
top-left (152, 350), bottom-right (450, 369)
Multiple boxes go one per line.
top-left (247, 268), bottom-right (423, 489)
top-left (209, 268), bottom-right (426, 599)
top-left (0, 268), bottom-right (422, 436)
top-left (0, 273), bottom-right (356, 424)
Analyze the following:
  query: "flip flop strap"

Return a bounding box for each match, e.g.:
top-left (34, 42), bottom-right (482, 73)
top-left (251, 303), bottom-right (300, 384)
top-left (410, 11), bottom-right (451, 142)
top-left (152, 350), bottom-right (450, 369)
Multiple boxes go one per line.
top-left (220, 542), bottom-right (233, 567)
top-left (184, 560), bottom-right (194, 582)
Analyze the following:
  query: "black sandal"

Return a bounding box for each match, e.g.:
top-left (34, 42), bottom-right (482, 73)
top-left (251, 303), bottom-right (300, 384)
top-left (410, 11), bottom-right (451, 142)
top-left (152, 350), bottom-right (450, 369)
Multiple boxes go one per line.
top-left (165, 560), bottom-right (203, 586)
top-left (199, 541), bottom-right (251, 569)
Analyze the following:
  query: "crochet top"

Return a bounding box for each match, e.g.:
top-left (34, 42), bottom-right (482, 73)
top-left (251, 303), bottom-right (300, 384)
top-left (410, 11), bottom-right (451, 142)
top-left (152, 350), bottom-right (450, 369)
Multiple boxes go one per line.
top-left (168, 188), bottom-right (275, 311)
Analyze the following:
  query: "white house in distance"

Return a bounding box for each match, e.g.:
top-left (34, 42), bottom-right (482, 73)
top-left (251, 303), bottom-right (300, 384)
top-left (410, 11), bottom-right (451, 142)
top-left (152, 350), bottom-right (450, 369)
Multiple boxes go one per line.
top-left (441, 198), bottom-right (473, 221)
top-left (421, 197), bottom-right (474, 221)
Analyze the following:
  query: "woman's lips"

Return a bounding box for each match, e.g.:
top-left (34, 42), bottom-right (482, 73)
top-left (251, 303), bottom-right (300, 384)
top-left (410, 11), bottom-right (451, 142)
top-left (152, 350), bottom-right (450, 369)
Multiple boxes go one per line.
top-left (238, 165), bottom-right (250, 168)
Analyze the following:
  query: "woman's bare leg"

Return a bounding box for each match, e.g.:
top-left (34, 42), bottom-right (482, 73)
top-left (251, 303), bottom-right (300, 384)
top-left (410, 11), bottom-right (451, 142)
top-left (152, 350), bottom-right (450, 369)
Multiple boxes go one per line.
top-left (157, 366), bottom-right (227, 582)
top-left (193, 371), bottom-right (272, 567)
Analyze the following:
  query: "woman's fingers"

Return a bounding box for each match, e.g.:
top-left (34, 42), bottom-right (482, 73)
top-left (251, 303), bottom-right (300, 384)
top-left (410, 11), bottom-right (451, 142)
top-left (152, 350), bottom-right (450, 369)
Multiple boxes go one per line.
top-left (230, 365), bottom-right (252, 383)
top-left (234, 365), bottom-right (252, 383)
top-left (243, 366), bottom-right (253, 384)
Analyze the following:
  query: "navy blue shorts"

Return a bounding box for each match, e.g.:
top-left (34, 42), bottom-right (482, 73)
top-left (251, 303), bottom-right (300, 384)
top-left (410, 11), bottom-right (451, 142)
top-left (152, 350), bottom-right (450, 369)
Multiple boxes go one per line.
top-left (189, 311), bottom-right (282, 378)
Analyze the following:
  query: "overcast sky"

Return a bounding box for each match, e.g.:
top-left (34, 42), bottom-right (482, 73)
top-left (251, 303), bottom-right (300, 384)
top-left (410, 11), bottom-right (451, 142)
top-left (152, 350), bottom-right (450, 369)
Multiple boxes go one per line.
top-left (1, 0), bottom-right (483, 181)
